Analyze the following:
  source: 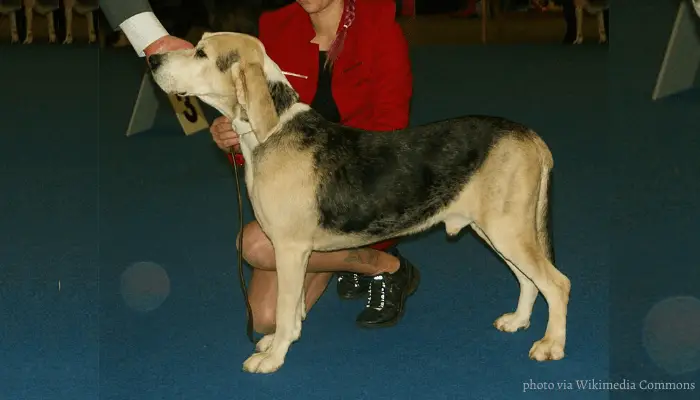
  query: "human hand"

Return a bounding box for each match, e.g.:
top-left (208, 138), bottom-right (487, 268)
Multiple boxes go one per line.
top-left (210, 116), bottom-right (240, 152)
top-left (144, 35), bottom-right (194, 58)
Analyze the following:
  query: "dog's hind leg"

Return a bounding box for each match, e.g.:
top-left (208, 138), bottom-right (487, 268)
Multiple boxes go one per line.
top-left (243, 243), bottom-right (310, 374)
top-left (475, 215), bottom-right (570, 361)
top-left (473, 139), bottom-right (569, 361)
top-left (573, 6), bottom-right (584, 44)
top-left (472, 167), bottom-right (553, 333)
top-left (10, 12), bottom-right (19, 43)
top-left (596, 11), bottom-right (607, 43)
top-left (86, 11), bottom-right (96, 43)
top-left (474, 224), bottom-right (540, 333)
top-left (46, 11), bottom-right (56, 43)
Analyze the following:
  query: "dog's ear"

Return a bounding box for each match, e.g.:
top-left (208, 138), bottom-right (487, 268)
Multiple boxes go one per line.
top-left (231, 64), bottom-right (248, 108)
top-left (231, 62), bottom-right (279, 141)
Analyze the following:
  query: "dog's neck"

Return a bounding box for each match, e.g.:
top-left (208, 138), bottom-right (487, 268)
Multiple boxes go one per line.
top-left (197, 94), bottom-right (259, 167)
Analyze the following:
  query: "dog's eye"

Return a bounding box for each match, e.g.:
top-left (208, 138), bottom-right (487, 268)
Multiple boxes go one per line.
top-left (195, 49), bottom-right (207, 58)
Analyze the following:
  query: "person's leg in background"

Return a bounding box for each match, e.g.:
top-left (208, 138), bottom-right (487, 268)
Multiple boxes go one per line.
top-left (560, 0), bottom-right (576, 44)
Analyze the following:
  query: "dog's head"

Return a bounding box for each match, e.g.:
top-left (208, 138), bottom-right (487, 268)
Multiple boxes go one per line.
top-left (148, 32), bottom-right (262, 103)
top-left (149, 32), bottom-right (296, 139)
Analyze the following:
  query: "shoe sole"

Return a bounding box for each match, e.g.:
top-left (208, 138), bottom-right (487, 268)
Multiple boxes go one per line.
top-left (355, 266), bottom-right (421, 329)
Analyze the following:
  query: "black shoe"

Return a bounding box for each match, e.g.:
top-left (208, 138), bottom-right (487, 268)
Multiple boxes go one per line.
top-left (355, 248), bottom-right (420, 328)
top-left (336, 272), bottom-right (371, 300)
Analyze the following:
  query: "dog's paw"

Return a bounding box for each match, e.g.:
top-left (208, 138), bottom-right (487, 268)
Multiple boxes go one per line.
top-left (11, 35), bottom-right (19, 44)
top-left (63, 35), bottom-right (73, 45)
top-left (243, 352), bottom-right (284, 374)
top-left (48, 34), bottom-right (56, 43)
top-left (256, 334), bottom-right (275, 353)
top-left (23, 36), bottom-right (33, 45)
top-left (573, 36), bottom-right (583, 45)
top-left (598, 35), bottom-right (607, 44)
top-left (88, 34), bottom-right (97, 44)
top-left (494, 312), bottom-right (530, 333)
top-left (529, 337), bottom-right (565, 361)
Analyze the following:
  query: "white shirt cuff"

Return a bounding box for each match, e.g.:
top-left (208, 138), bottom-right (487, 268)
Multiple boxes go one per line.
top-left (118, 12), bottom-right (169, 57)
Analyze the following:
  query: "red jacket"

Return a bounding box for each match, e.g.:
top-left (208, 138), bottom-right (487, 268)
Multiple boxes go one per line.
top-left (230, 0), bottom-right (413, 166)
top-left (260, 0), bottom-right (413, 131)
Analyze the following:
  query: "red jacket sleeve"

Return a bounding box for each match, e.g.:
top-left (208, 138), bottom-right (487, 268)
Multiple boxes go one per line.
top-left (362, 2), bottom-right (413, 132)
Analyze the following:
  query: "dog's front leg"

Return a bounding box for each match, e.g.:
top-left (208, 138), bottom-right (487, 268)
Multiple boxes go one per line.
top-left (86, 11), bottom-right (96, 43)
top-left (10, 12), bottom-right (19, 43)
top-left (573, 7), bottom-right (584, 44)
top-left (243, 243), bottom-right (310, 374)
top-left (23, 6), bottom-right (33, 44)
top-left (46, 11), bottom-right (56, 43)
top-left (596, 11), bottom-right (606, 43)
top-left (63, 6), bottom-right (73, 44)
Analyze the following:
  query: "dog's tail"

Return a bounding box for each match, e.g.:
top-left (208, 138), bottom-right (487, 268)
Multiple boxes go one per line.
top-left (534, 136), bottom-right (555, 263)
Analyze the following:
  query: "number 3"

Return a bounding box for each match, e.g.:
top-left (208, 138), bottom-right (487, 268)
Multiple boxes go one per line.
top-left (175, 95), bottom-right (198, 123)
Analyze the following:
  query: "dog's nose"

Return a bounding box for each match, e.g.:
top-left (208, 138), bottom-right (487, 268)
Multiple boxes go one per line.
top-left (148, 54), bottom-right (163, 70)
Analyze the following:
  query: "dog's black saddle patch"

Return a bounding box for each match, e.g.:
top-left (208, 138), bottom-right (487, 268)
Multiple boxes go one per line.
top-left (284, 112), bottom-right (530, 238)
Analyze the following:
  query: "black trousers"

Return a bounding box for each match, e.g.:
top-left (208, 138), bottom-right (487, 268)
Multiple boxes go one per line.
top-left (561, 0), bottom-right (576, 42)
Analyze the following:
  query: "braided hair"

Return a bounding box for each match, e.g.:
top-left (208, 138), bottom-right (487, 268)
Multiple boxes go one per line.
top-left (324, 0), bottom-right (356, 68)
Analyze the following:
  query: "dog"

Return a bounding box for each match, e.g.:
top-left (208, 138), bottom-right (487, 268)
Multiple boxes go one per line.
top-left (148, 32), bottom-right (572, 374)
top-left (0, 0), bottom-right (21, 43)
top-left (63, 0), bottom-right (98, 44)
top-left (22, 0), bottom-right (58, 44)
top-left (573, 0), bottom-right (608, 44)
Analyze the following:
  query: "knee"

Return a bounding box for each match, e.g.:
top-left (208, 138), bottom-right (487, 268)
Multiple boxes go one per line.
top-left (236, 222), bottom-right (275, 270)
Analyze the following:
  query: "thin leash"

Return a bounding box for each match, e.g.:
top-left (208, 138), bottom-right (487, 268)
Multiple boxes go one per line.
top-left (228, 147), bottom-right (257, 345)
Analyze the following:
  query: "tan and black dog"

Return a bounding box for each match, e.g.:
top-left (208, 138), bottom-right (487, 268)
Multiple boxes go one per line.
top-left (22, 0), bottom-right (58, 44)
top-left (63, 0), bottom-right (99, 44)
top-left (574, 0), bottom-right (608, 44)
top-left (0, 0), bottom-right (21, 43)
top-left (148, 32), bottom-right (571, 374)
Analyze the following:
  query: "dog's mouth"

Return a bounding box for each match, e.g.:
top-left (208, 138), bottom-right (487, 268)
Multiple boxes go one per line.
top-left (175, 91), bottom-right (188, 97)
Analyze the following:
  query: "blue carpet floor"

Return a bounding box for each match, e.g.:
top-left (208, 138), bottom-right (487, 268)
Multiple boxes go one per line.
top-left (0, 3), bottom-right (698, 397)
top-left (609, 1), bottom-right (700, 399)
